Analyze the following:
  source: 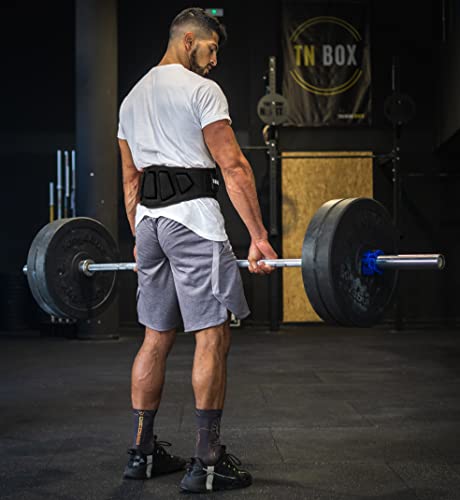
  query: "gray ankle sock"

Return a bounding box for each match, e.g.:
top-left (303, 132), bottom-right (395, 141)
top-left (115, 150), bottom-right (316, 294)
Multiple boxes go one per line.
top-left (195, 408), bottom-right (223, 465)
top-left (132, 408), bottom-right (157, 454)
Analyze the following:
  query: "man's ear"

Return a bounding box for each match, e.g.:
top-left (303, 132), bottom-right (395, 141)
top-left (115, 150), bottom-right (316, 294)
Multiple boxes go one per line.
top-left (184, 32), bottom-right (194, 51)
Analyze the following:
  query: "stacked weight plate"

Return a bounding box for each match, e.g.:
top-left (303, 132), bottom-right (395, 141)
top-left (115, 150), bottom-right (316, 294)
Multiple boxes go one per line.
top-left (302, 198), bottom-right (398, 327)
top-left (26, 218), bottom-right (119, 319)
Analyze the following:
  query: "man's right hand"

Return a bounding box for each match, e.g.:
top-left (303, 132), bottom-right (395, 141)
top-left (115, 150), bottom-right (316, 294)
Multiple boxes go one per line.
top-left (247, 239), bottom-right (278, 275)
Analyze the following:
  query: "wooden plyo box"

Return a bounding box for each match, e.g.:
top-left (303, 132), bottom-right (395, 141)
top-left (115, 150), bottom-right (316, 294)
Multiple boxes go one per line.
top-left (281, 152), bottom-right (373, 322)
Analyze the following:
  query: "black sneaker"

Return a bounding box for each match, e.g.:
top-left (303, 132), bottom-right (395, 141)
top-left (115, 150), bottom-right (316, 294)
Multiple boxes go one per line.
top-left (123, 437), bottom-right (186, 480)
top-left (180, 447), bottom-right (252, 493)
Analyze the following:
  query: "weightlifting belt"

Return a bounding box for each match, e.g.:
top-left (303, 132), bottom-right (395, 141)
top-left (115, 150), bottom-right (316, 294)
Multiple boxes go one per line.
top-left (139, 165), bottom-right (219, 208)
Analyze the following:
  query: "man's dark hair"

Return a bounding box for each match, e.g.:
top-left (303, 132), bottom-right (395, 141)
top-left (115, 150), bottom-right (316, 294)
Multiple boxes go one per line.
top-left (169, 7), bottom-right (227, 46)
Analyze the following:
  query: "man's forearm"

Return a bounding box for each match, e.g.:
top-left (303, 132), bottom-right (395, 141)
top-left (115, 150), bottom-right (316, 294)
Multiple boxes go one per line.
top-left (221, 161), bottom-right (268, 241)
top-left (123, 173), bottom-right (141, 236)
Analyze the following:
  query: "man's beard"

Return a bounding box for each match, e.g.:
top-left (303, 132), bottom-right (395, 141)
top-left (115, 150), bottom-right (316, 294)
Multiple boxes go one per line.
top-left (189, 48), bottom-right (208, 76)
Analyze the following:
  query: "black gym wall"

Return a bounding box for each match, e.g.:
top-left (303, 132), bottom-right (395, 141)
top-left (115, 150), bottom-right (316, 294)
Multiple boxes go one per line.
top-left (0, 1), bottom-right (458, 330)
top-left (436, 0), bottom-right (460, 150)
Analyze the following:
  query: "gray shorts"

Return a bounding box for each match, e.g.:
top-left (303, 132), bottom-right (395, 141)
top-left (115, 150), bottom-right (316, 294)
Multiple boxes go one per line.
top-left (135, 216), bottom-right (250, 332)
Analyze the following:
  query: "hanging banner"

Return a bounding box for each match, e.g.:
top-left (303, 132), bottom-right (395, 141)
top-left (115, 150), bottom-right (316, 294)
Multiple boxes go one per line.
top-left (282, 2), bottom-right (371, 126)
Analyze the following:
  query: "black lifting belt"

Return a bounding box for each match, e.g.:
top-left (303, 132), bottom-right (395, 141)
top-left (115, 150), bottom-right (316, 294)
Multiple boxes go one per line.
top-left (139, 165), bottom-right (219, 208)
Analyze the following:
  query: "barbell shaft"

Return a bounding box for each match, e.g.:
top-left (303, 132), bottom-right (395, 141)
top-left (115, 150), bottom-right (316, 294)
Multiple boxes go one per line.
top-left (22, 253), bottom-right (445, 276)
top-left (78, 259), bottom-right (302, 275)
top-left (81, 254), bottom-right (445, 273)
top-left (79, 254), bottom-right (445, 274)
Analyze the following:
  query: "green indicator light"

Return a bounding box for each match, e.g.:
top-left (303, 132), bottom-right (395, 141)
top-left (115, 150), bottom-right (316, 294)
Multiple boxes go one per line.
top-left (205, 8), bottom-right (223, 17)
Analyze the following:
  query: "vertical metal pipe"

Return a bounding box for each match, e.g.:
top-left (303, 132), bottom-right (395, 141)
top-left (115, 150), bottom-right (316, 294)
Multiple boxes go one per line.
top-left (390, 56), bottom-right (403, 331)
top-left (49, 181), bottom-right (55, 222)
top-left (71, 149), bottom-right (76, 217)
top-left (267, 57), bottom-right (279, 238)
top-left (64, 150), bottom-right (70, 218)
top-left (56, 150), bottom-right (63, 219)
top-left (268, 135), bottom-right (281, 331)
top-left (441, 0), bottom-right (447, 43)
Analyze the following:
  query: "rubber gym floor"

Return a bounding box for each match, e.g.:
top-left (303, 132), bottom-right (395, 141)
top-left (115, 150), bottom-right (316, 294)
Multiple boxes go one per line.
top-left (1, 325), bottom-right (460, 500)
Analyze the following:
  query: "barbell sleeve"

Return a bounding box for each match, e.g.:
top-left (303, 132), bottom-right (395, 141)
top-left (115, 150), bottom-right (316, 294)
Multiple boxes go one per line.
top-left (376, 254), bottom-right (445, 270)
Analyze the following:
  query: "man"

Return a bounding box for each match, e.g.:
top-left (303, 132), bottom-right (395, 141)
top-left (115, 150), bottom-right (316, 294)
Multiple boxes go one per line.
top-left (117, 7), bottom-right (277, 493)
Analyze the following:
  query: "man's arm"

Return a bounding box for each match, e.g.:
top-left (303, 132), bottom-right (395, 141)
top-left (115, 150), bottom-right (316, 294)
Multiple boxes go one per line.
top-left (203, 119), bottom-right (277, 273)
top-left (118, 139), bottom-right (141, 236)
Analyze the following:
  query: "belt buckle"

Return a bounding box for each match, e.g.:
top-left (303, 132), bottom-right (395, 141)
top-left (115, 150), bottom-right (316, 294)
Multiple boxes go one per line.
top-left (210, 171), bottom-right (220, 193)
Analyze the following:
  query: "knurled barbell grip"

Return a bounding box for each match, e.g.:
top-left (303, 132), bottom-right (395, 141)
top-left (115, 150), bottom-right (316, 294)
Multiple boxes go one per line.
top-left (237, 259), bottom-right (302, 268)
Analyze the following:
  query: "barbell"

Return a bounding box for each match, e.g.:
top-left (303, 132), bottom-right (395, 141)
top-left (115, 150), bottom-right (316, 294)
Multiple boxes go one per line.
top-left (23, 198), bottom-right (445, 327)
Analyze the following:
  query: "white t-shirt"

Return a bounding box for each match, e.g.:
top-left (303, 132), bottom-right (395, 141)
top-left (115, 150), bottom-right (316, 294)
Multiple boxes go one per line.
top-left (117, 64), bottom-right (230, 241)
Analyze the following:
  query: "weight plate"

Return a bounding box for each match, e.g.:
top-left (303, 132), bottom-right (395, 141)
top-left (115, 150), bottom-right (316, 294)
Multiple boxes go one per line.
top-left (301, 199), bottom-right (343, 324)
top-left (27, 223), bottom-right (63, 317)
top-left (257, 93), bottom-right (289, 125)
top-left (33, 219), bottom-right (80, 319)
top-left (302, 198), bottom-right (398, 327)
top-left (384, 93), bottom-right (416, 126)
top-left (26, 218), bottom-right (119, 320)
